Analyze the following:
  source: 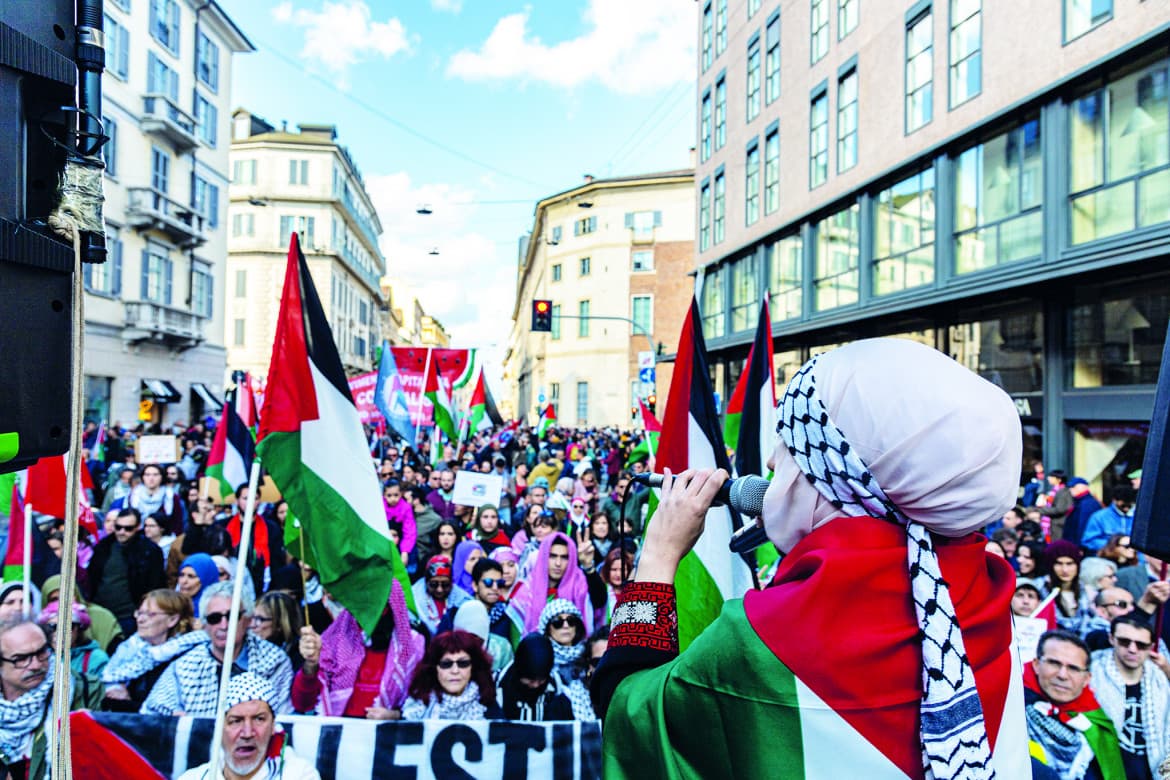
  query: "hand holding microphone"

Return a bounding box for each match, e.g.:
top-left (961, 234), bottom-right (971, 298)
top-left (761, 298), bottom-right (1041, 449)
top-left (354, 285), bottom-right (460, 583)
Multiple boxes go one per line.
top-left (635, 468), bottom-right (728, 584)
top-left (632, 472), bottom-right (772, 555)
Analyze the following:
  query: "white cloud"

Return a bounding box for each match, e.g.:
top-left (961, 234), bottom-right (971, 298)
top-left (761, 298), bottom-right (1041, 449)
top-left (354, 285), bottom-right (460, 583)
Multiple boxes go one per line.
top-left (272, 1), bottom-right (413, 83)
top-left (447, 0), bottom-right (696, 94)
top-left (430, 0), bottom-right (462, 13)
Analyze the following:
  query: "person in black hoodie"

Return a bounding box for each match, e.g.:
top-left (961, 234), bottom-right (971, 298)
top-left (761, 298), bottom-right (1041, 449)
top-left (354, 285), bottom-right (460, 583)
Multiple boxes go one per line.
top-left (497, 633), bottom-right (575, 721)
top-left (85, 507), bottom-right (167, 634)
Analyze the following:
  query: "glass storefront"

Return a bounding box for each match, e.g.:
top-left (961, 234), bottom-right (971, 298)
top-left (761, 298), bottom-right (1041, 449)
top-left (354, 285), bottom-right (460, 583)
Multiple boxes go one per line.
top-left (1068, 278), bottom-right (1170, 387)
top-left (730, 254), bottom-right (760, 333)
top-left (701, 265), bottom-right (725, 340)
top-left (874, 169), bottom-right (936, 296)
top-left (84, 376), bottom-right (112, 425)
top-left (1072, 421), bottom-right (1148, 503)
top-left (768, 234), bottom-right (802, 324)
top-left (949, 307), bottom-right (1044, 394)
top-left (813, 204), bottom-right (860, 311)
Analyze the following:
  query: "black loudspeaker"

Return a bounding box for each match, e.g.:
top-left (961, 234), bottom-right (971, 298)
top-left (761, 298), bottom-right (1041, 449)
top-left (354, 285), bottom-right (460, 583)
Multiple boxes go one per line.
top-left (1132, 320), bottom-right (1170, 559)
top-left (0, 1), bottom-right (82, 474)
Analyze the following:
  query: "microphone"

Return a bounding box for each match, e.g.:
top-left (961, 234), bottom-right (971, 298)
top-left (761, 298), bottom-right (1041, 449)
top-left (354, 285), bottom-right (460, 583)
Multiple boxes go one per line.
top-left (631, 473), bottom-right (770, 516)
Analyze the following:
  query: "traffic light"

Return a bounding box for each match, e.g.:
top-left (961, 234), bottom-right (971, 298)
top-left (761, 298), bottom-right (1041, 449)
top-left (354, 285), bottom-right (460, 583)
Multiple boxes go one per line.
top-left (631, 406), bottom-right (637, 421)
top-left (647, 394), bottom-right (657, 415)
top-left (532, 299), bottom-right (553, 332)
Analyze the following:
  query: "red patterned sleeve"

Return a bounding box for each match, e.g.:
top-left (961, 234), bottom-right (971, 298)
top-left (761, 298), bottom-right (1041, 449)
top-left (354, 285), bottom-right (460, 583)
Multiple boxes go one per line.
top-left (608, 581), bottom-right (679, 655)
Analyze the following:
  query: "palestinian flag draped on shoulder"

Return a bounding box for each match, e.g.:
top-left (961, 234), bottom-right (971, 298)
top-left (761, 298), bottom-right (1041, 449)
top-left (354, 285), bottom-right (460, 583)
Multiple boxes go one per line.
top-left (257, 234), bottom-right (413, 632)
top-left (652, 297), bottom-right (753, 650)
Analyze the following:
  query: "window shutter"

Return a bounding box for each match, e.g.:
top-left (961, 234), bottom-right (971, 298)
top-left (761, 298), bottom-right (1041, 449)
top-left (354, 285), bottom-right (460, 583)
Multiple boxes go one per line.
top-left (112, 244), bottom-right (122, 296)
top-left (206, 273), bottom-right (214, 316)
top-left (83, 263), bottom-right (93, 289)
top-left (624, 212), bottom-right (634, 228)
top-left (654, 210), bottom-right (663, 226)
top-left (208, 184), bottom-right (219, 227)
top-left (118, 26), bottom-right (129, 76)
top-left (140, 249), bottom-right (150, 299)
top-left (164, 258), bottom-right (173, 304)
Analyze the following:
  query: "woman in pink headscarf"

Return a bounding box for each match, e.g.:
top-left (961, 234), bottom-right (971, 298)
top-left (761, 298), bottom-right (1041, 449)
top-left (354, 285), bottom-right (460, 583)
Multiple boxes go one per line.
top-left (291, 580), bottom-right (424, 719)
top-left (511, 531), bottom-right (594, 636)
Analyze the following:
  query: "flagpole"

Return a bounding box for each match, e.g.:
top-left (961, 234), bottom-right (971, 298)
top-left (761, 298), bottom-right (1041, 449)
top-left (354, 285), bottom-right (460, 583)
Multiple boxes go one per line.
top-left (21, 503), bottom-right (31, 619)
top-left (297, 530), bottom-right (311, 628)
top-left (413, 348), bottom-right (433, 450)
top-left (209, 460), bottom-right (261, 778)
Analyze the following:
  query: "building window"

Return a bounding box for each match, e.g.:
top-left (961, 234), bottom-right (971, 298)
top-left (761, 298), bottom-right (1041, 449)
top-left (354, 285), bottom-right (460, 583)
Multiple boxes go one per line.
top-left (954, 118), bottom-right (1042, 274)
top-left (873, 168), bottom-right (936, 296)
top-left (1069, 60), bottom-right (1170, 245)
top-left (1065, 0), bottom-right (1112, 42)
top-left (814, 203), bottom-right (860, 311)
top-left (232, 159), bottom-right (257, 185)
top-left (632, 295), bottom-right (653, 334)
top-left (552, 263), bottom-right (562, 282)
top-left (701, 90), bottom-right (713, 162)
top-left (280, 215), bottom-right (316, 247)
top-left (231, 213), bottom-right (254, 237)
top-left (765, 13), bottom-right (781, 105)
top-left (1068, 278), bottom-right (1170, 388)
top-left (146, 53), bottom-right (178, 101)
top-left (150, 0), bottom-right (180, 54)
top-left (811, 0), bottom-right (829, 64)
top-left (235, 269), bottom-right (247, 297)
top-left (85, 226), bottom-right (122, 296)
top-left (102, 117), bottom-right (117, 177)
top-left (632, 249), bottom-right (654, 272)
top-left (194, 93), bottom-right (217, 146)
top-left (730, 253), bottom-right (760, 332)
top-left (578, 300), bottom-right (590, 338)
top-left (192, 177), bottom-right (219, 228)
top-left (950, 0), bottom-right (981, 107)
top-left (716, 0), bottom-right (728, 55)
top-left (837, 69), bottom-right (859, 172)
top-left (104, 15), bottom-right (129, 79)
top-left (192, 263), bottom-right (213, 317)
top-left (576, 381), bottom-right (589, 425)
top-left (551, 304), bottom-right (562, 340)
top-left (700, 180), bottom-right (712, 251)
top-left (289, 159), bottom-right (309, 185)
top-left (768, 234), bottom-right (802, 322)
top-left (746, 38), bottom-right (761, 122)
top-left (715, 77), bottom-right (727, 149)
top-left (745, 143), bottom-right (761, 225)
top-left (551, 225), bottom-right (562, 243)
top-left (579, 256), bottom-right (591, 276)
top-left (764, 128), bottom-right (780, 214)
top-left (574, 216), bottom-right (597, 236)
top-left (141, 246), bottom-right (172, 304)
top-left (838, 0), bottom-right (859, 39)
top-left (701, 265), bottom-right (725, 339)
top-left (713, 171), bottom-right (726, 244)
top-left (626, 210), bottom-right (661, 240)
top-left (906, 10), bottom-right (933, 132)
top-left (196, 31), bottom-right (219, 91)
top-left (810, 91), bottom-right (829, 188)
top-left (702, 2), bottom-right (714, 71)
top-left (749, 0), bottom-right (762, 17)
top-left (234, 318), bottom-right (245, 346)
top-left (151, 146), bottom-right (169, 193)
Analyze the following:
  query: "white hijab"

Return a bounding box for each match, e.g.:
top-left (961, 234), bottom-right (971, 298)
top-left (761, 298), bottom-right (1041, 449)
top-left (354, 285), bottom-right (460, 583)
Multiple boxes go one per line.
top-left (763, 338), bottom-right (1022, 553)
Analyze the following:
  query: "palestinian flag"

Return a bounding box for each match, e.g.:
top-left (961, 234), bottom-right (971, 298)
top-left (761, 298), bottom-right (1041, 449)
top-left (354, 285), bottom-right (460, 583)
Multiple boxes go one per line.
top-left (724, 298), bottom-right (776, 477)
top-left (257, 233), bottom-right (413, 633)
top-left (654, 298), bottom-right (753, 650)
top-left (460, 368), bottom-right (492, 441)
top-left (425, 352), bottom-right (459, 444)
top-left (91, 422), bottom-right (106, 463)
top-left (624, 399), bottom-right (661, 467)
top-left (537, 403), bottom-right (557, 439)
top-left (205, 402), bottom-right (254, 500)
top-left (22, 453), bottom-right (97, 538)
top-left (236, 372), bottom-right (260, 436)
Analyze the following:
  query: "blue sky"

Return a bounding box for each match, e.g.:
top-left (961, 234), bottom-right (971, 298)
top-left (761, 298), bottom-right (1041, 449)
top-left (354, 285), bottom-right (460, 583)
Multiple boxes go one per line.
top-left (219, 0), bottom-right (698, 376)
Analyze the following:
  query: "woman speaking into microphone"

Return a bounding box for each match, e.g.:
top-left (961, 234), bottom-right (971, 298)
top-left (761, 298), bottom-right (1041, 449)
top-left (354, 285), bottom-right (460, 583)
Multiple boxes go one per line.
top-left (592, 338), bottom-right (1029, 780)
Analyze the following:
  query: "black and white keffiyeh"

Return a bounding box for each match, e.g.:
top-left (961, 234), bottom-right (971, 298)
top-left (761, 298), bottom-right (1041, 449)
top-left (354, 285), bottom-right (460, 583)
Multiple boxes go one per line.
top-left (0, 656), bottom-right (54, 764)
top-left (778, 354), bottom-right (996, 780)
top-left (102, 631), bottom-right (208, 685)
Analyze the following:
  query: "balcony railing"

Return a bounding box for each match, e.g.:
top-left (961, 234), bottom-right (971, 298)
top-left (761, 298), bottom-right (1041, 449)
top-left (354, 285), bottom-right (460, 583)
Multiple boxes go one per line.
top-left (124, 301), bottom-right (205, 349)
top-left (141, 93), bottom-right (199, 151)
top-left (125, 187), bottom-right (207, 248)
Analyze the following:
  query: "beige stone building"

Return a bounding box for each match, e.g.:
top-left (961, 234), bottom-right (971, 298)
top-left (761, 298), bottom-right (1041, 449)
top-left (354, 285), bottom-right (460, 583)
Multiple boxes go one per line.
top-left (504, 171), bottom-right (695, 428)
top-left (697, 0), bottom-right (1170, 498)
top-left (226, 112), bottom-right (385, 377)
top-left (83, 0), bottom-right (252, 427)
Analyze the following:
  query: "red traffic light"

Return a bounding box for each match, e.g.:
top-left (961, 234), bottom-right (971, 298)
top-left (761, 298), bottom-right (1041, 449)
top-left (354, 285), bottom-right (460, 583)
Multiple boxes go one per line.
top-left (532, 299), bottom-right (554, 332)
top-left (535, 300), bottom-right (550, 313)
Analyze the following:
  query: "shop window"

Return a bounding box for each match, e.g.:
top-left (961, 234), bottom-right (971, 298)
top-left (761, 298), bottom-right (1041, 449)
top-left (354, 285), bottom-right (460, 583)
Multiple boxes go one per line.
top-left (814, 204), bottom-right (860, 311)
top-left (730, 253), bottom-right (759, 332)
top-left (1068, 279), bottom-right (1170, 387)
top-left (768, 234), bottom-right (802, 323)
top-left (948, 307), bottom-right (1044, 394)
top-left (874, 168), bottom-right (935, 296)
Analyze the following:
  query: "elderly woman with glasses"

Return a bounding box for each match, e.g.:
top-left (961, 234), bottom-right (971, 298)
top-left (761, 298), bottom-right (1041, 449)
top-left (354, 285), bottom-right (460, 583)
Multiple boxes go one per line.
top-left (401, 630), bottom-right (502, 721)
top-left (101, 588), bottom-right (203, 711)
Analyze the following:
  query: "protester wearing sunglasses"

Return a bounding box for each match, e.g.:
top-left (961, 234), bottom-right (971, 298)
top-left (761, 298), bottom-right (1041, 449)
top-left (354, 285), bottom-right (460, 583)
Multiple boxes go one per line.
top-left (84, 506), bottom-right (168, 635)
top-left (140, 581), bottom-right (293, 717)
top-left (1090, 614), bottom-right (1170, 780)
top-left (538, 599), bottom-right (595, 720)
top-left (401, 630), bottom-right (502, 721)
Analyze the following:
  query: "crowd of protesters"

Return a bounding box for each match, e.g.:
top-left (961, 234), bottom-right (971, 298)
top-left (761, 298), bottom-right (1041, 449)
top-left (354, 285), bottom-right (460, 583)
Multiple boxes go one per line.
top-left (4, 415), bottom-right (1170, 779)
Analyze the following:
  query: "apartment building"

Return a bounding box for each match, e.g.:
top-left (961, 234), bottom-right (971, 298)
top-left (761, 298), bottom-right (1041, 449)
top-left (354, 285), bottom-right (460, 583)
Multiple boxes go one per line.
top-left (505, 171), bottom-right (695, 428)
top-left (697, 0), bottom-right (1170, 498)
top-left (226, 112), bottom-right (386, 377)
top-left (84, 0), bottom-right (253, 427)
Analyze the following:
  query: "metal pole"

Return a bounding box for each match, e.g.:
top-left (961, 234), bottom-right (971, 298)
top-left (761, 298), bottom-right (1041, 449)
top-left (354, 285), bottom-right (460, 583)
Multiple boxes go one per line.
top-left (412, 348), bottom-right (432, 450)
top-left (21, 504), bottom-right (31, 619)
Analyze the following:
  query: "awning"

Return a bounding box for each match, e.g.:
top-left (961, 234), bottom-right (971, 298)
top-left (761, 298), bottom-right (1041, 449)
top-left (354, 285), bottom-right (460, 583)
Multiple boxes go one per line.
top-left (191, 382), bottom-right (223, 413)
top-left (141, 379), bottom-right (182, 403)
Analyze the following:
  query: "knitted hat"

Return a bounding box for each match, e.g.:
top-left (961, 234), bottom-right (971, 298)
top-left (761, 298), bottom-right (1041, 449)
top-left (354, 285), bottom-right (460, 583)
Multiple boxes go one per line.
top-left (37, 601), bottom-right (91, 630)
top-left (426, 555), bottom-right (453, 579)
top-left (453, 600), bottom-right (490, 641)
top-left (1041, 540), bottom-right (1083, 573)
top-left (223, 672), bottom-right (278, 713)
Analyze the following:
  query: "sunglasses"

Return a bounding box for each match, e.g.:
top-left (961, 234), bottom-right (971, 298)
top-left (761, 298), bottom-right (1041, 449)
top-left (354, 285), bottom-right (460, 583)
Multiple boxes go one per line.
top-left (549, 615), bottom-right (579, 629)
top-left (479, 577), bottom-right (504, 589)
top-left (1115, 636), bottom-right (1153, 651)
top-left (114, 523), bottom-right (138, 532)
top-left (203, 611), bottom-right (238, 626)
top-left (437, 658), bottom-right (472, 670)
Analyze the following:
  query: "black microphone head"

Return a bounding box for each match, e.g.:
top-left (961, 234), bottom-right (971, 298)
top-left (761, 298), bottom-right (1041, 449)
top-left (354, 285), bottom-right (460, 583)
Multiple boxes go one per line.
top-left (730, 475), bottom-right (770, 516)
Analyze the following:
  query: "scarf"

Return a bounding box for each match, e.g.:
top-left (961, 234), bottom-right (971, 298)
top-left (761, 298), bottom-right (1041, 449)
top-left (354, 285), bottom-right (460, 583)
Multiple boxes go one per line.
top-left (521, 533), bottom-right (591, 634)
top-left (1091, 648), bottom-right (1169, 775)
top-left (401, 681), bottom-right (488, 721)
top-left (776, 351), bottom-right (1001, 779)
top-left (0, 656), bottom-right (54, 763)
top-left (129, 485), bottom-right (173, 518)
top-left (1023, 664), bottom-right (1102, 779)
top-left (227, 513), bottom-right (270, 567)
top-left (452, 541), bottom-right (484, 598)
top-left (102, 631), bottom-right (208, 684)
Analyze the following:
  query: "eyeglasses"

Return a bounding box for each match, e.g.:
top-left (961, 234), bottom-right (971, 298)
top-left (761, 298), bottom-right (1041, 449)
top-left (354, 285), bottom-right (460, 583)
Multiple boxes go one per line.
top-left (1114, 636), bottom-right (1153, 651)
top-left (203, 611), bottom-right (239, 626)
top-left (479, 578), bottom-right (504, 589)
top-left (549, 615), bottom-right (579, 629)
top-left (0, 644), bottom-right (50, 668)
top-left (437, 658), bottom-right (472, 670)
top-left (250, 615), bottom-right (273, 624)
top-left (114, 523), bottom-right (138, 532)
top-left (134, 610), bottom-right (167, 621)
top-left (1037, 657), bottom-right (1089, 675)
